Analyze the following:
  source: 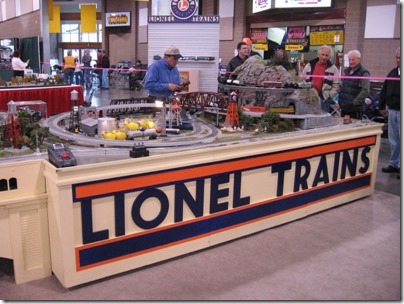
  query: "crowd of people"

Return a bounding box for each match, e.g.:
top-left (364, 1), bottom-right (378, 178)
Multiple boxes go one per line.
top-left (60, 49), bottom-right (146, 90)
top-left (64, 48), bottom-right (110, 89)
top-left (223, 39), bottom-right (400, 179)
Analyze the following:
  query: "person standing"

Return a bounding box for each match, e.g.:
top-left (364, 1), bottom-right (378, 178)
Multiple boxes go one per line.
top-left (100, 50), bottom-right (110, 89)
top-left (302, 45), bottom-right (341, 113)
top-left (82, 49), bottom-right (92, 88)
top-left (74, 57), bottom-right (84, 86)
top-left (338, 50), bottom-right (370, 119)
top-left (62, 50), bottom-right (75, 84)
top-left (96, 49), bottom-right (104, 87)
top-left (11, 50), bottom-right (29, 77)
top-left (379, 47), bottom-right (400, 177)
top-left (144, 45), bottom-right (184, 98)
top-left (228, 42), bottom-right (250, 73)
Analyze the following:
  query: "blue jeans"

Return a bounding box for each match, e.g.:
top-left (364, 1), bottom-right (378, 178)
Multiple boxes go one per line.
top-left (387, 109), bottom-right (400, 169)
top-left (102, 69), bottom-right (109, 88)
top-left (63, 68), bottom-right (74, 84)
top-left (74, 71), bottom-right (84, 86)
top-left (83, 67), bottom-right (91, 86)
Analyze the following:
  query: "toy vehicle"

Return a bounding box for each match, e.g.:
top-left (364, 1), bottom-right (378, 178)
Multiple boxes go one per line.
top-left (47, 143), bottom-right (77, 168)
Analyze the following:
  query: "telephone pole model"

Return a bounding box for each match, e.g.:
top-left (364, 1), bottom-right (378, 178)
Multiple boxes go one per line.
top-left (4, 113), bottom-right (24, 149)
top-left (224, 91), bottom-right (240, 129)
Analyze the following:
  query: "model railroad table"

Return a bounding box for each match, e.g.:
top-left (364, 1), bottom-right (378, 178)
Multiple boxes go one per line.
top-left (0, 84), bottom-right (84, 115)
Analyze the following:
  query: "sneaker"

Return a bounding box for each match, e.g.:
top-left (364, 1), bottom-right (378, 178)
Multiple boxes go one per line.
top-left (381, 165), bottom-right (400, 173)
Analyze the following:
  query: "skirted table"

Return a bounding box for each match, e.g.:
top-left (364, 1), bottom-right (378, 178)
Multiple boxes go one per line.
top-left (0, 85), bottom-right (84, 115)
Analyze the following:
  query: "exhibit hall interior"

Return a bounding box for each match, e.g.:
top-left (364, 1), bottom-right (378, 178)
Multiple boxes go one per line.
top-left (0, 0), bottom-right (400, 301)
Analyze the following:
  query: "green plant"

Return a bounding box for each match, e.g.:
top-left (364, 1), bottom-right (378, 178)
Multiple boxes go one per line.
top-left (261, 111), bottom-right (281, 126)
top-left (25, 126), bottom-right (50, 150)
top-left (238, 107), bottom-right (255, 130)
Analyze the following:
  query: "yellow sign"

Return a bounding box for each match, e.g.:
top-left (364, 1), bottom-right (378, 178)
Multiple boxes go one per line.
top-left (285, 44), bottom-right (304, 51)
top-left (310, 30), bottom-right (344, 45)
top-left (253, 43), bottom-right (268, 51)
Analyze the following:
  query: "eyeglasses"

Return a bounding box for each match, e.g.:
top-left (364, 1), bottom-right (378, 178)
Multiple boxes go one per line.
top-left (167, 55), bottom-right (179, 60)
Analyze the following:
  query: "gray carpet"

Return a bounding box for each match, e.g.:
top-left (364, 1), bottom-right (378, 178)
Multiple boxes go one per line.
top-left (0, 189), bottom-right (400, 300)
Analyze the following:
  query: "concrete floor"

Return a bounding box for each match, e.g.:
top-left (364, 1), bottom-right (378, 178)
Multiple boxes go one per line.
top-left (0, 85), bottom-right (400, 300)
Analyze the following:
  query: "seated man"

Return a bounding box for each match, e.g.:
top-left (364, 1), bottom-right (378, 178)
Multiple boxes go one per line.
top-left (129, 60), bottom-right (147, 90)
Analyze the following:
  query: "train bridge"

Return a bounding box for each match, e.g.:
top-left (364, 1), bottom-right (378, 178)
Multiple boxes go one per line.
top-left (106, 91), bottom-right (229, 117)
top-left (175, 91), bottom-right (228, 111)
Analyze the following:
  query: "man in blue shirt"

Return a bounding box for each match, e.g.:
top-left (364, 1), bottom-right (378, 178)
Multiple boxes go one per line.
top-left (144, 45), bottom-right (184, 97)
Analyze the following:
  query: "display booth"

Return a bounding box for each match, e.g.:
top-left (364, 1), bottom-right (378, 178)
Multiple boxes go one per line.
top-left (0, 85), bottom-right (84, 115)
top-left (0, 122), bottom-right (382, 287)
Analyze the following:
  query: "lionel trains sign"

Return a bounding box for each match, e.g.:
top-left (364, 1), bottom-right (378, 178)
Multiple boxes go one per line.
top-left (72, 136), bottom-right (376, 270)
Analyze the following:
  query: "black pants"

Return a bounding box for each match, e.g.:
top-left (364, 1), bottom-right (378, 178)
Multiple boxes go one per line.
top-left (341, 109), bottom-right (363, 120)
top-left (13, 70), bottom-right (24, 77)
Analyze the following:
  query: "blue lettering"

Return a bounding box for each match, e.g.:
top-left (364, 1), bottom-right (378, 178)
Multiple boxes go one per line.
top-left (233, 172), bottom-right (250, 207)
top-left (131, 188), bottom-right (169, 229)
top-left (210, 174), bottom-right (230, 214)
top-left (174, 179), bottom-right (204, 222)
top-left (294, 159), bottom-right (310, 192)
top-left (115, 193), bottom-right (125, 236)
top-left (359, 146), bottom-right (370, 173)
top-left (81, 198), bottom-right (109, 244)
top-left (312, 155), bottom-right (330, 187)
top-left (341, 148), bottom-right (358, 179)
top-left (272, 162), bottom-right (292, 197)
top-left (332, 151), bottom-right (340, 181)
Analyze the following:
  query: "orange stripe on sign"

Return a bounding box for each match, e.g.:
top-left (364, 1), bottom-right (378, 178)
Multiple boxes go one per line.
top-left (74, 136), bottom-right (376, 199)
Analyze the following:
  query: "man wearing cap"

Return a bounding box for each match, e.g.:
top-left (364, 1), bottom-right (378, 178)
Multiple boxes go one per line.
top-left (144, 45), bottom-right (184, 98)
top-left (243, 37), bottom-right (262, 58)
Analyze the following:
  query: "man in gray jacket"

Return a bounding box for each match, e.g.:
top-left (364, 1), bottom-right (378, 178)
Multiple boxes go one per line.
top-left (302, 45), bottom-right (341, 113)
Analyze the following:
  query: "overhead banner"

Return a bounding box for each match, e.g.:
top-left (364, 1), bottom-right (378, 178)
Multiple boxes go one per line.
top-left (49, 5), bottom-right (60, 33)
top-left (48, 0), bottom-right (53, 21)
top-left (81, 4), bottom-right (97, 33)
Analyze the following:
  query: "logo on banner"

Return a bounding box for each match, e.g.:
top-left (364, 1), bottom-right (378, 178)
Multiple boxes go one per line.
top-left (171, 0), bottom-right (198, 20)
